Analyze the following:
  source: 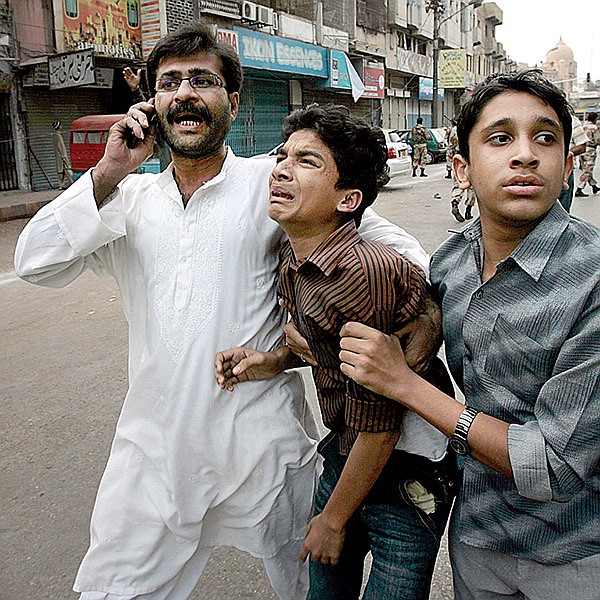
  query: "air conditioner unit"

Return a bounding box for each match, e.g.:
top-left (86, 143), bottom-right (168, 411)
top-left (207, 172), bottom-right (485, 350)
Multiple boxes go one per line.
top-left (241, 0), bottom-right (258, 21)
top-left (256, 5), bottom-right (275, 26)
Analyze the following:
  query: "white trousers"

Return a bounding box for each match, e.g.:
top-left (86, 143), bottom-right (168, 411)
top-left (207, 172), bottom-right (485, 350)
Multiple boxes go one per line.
top-left (79, 538), bottom-right (308, 600)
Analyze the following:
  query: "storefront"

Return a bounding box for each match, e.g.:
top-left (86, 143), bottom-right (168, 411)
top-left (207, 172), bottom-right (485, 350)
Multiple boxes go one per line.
top-left (220, 27), bottom-right (328, 157)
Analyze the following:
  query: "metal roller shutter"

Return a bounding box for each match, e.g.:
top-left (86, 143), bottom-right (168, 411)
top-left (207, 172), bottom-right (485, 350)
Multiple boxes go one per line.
top-left (23, 89), bottom-right (106, 190)
top-left (227, 76), bottom-right (289, 157)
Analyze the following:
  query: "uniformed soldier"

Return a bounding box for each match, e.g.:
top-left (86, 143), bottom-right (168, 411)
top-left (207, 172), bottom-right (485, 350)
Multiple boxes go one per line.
top-left (411, 117), bottom-right (429, 177)
top-left (575, 112), bottom-right (600, 197)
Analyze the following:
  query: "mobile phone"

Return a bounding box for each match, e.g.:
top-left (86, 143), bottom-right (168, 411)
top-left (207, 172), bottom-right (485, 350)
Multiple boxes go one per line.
top-left (125, 108), bottom-right (157, 149)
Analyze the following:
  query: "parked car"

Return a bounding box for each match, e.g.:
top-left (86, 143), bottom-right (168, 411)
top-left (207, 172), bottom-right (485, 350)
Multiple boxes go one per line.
top-left (252, 132), bottom-right (411, 185)
top-left (381, 129), bottom-right (412, 183)
top-left (396, 126), bottom-right (448, 164)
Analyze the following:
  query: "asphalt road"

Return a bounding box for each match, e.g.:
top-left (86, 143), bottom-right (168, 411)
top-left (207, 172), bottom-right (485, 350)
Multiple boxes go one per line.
top-left (2, 161), bottom-right (599, 599)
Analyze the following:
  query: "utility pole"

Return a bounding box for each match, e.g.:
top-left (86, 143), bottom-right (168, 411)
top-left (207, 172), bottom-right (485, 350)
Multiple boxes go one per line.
top-left (431, 1), bottom-right (442, 128)
top-left (428, 0), bottom-right (483, 127)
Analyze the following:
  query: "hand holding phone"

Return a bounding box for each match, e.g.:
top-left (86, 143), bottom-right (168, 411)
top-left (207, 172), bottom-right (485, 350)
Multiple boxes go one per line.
top-left (125, 107), bottom-right (157, 148)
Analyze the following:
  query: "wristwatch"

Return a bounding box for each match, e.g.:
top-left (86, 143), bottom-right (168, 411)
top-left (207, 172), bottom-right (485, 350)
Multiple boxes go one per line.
top-left (449, 406), bottom-right (479, 456)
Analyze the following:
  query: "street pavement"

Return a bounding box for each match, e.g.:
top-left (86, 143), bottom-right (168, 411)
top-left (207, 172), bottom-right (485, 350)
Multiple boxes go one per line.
top-left (2, 161), bottom-right (600, 599)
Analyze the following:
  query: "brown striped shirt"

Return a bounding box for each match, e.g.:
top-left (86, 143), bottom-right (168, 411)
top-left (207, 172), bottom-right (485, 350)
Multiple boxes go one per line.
top-left (278, 221), bottom-right (427, 455)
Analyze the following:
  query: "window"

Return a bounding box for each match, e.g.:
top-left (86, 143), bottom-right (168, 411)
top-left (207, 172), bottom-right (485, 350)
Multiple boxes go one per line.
top-left (72, 132), bottom-right (86, 144)
top-left (127, 0), bottom-right (139, 28)
top-left (64, 0), bottom-right (78, 18)
top-left (87, 132), bottom-right (102, 144)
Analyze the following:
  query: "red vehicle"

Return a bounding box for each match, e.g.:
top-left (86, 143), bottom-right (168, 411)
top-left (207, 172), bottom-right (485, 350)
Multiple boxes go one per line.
top-left (70, 114), bottom-right (160, 179)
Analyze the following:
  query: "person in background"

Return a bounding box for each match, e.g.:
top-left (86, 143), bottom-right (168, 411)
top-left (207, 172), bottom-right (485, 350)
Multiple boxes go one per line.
top-left (411, 117), bottom-right (428, 177)
top-left (574, 111), bottom-right (600, 197)
top-left (52, 121), bottom-right (73, 189)
top-left (445, 120), bottom-right (457, 179)
top-left (216, 103), bottom-right (456, 600)
top-left (123, 66), bottom-right (146, 104)
top-left (447, 121), bottom-right (476, 222)
top-left (558, 114), bottom-right (588, 210)
top-left (15, 22), bottom-right (438, 600)
top-left (339, 70), bottom-right (600, 600)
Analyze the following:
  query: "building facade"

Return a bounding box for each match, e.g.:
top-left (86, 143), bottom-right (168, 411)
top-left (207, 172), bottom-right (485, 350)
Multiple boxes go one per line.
top-left (1, 0), bottom-right (514, 191)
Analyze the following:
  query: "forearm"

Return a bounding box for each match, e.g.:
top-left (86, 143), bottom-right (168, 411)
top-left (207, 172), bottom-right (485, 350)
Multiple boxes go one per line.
top-left (394, 370), bottom-right (512, 477)
top-left (92, 157), bottom-right (131, 206)
top-left (321, 430), bottom-right (400, 530)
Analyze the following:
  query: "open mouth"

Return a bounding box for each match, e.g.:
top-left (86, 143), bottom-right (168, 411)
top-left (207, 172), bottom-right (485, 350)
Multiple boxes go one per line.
top-left (173, 114), bottom-right (205, 129)
top-left (271, 189), bottom-right (294, 200)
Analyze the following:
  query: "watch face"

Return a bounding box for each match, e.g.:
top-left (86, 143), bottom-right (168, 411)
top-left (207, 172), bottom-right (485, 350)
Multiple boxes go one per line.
top-left (449, 437), bottom-right (469, 456)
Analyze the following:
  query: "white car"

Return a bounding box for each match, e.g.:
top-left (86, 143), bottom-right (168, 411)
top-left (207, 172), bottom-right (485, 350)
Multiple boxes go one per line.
top-left (382, 129), bottom-right (412, 182)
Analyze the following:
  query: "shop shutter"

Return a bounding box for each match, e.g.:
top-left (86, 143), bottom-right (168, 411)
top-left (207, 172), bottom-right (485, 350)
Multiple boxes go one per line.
top-left (0, 93), bottom-right (18, 190)
top-left (23, 89), bottom-right (105, 190)
top-left (228, 76), bottom-right (289, 157)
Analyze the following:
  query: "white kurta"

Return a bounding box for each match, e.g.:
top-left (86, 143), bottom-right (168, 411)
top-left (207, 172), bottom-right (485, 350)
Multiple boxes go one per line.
top-left (14, 150), bottom-right (436, 596)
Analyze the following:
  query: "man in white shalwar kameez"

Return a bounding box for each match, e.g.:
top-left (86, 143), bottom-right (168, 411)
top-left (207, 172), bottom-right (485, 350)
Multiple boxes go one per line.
top-left (15, 22), bottom-right (432, 600)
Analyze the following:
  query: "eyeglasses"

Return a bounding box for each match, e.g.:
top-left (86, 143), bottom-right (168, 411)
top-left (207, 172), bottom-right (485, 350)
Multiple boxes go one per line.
top-left (156, 74), bottom-right (225, 92)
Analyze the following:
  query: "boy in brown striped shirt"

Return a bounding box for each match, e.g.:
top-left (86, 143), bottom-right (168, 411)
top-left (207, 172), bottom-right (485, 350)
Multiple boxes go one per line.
top-left (216, 104), bottom-right (455, 599)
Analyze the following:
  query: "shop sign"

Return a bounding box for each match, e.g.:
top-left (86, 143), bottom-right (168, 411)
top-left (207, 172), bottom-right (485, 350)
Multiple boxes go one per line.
top-left (217, 29), bottom-right (239, 54)
top-left (362, 62), bottom-right (385, 99)
top-left (53, 0), bottom-right (142, 59)
top-left (439, 49), bottom-right (466, 88)
top-left (396, 49), bottom-right (431, 77)
top-left (49, 50), bottom-right (95, 90)
top-left (418, 77), bottom-right (444, 101)
top-left (233, 27), bottom-right (327, 78)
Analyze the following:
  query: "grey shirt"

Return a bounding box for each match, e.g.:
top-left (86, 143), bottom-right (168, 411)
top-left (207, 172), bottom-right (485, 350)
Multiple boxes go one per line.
top-left (431, 202), bottom-right (600, 564)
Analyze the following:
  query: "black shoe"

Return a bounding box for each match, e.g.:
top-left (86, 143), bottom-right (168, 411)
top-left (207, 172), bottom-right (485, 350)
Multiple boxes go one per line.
top-left (420, 172), bottom-right (428, 177)
top-left (445, 173), bottom-right (452, 179)
top-left (593, 185), bottom-right (600, 195)
top-left (575, 189), bottom-right (589, 197)
top-left (464, 207), bottom-right (473, 220)
top-left (412, 171), bottom-right (417, 177)
top-left (452, 206), bottom-right (465, 222)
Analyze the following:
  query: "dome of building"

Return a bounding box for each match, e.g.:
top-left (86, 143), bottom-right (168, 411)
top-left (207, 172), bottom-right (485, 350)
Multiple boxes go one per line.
top-left (545, 38), bottom-right (574, 64)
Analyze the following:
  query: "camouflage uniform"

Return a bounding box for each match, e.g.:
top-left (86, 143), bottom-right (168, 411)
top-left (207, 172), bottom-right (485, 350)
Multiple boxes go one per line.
top-left (445, 125), bottom-right (458, 178)
top-left (411, 123), bottom-right (429, 175)
top-left (578, 121), bottom-right (599, 190)
top-left (446, 125), bottom-right (476, 222)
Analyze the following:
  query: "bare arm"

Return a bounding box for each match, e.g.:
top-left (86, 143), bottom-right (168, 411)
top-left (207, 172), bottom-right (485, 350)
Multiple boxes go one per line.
top-left (300, 429), bottom-right (400, 564)
top-left (339, 322), bottom-right (512, 478)
top-left (215, 345), bottom-right (303, 391)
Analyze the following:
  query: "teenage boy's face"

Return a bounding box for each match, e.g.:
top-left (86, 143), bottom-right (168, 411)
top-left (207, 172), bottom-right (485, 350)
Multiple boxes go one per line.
top-left (269, 129), bottom-right (358, 233)
top-left (455, 91), bottom-right (573, 229)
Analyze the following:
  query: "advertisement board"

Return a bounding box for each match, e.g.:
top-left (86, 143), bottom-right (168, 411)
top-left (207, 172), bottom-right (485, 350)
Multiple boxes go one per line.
top-left (440, 49), bottom-right (467, 88)
top-left (232, 27), bottom-right (327, 78)
top-left (362, 62), bottom-right (385, 99)
top-left (54, 0), bottom-right (142, 60)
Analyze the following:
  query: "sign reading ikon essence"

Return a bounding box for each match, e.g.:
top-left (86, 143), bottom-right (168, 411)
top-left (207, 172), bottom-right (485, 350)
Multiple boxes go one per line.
top-left (233, 27), bottom-right (327, 78)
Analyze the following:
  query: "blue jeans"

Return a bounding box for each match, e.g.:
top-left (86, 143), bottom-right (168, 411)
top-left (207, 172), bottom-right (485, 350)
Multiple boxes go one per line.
top-left (308, 434), bottom-right (455, 600)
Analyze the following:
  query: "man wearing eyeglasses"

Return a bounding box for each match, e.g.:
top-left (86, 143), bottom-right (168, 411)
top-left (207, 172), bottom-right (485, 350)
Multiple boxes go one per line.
top-left (15, 21), bottom-right (440, 600)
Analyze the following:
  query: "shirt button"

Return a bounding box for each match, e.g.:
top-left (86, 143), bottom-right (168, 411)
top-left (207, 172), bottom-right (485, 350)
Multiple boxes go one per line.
top-left (474, 290), bottom-right (483, 299)
top-left (180, 256), bottom-right (188, 263)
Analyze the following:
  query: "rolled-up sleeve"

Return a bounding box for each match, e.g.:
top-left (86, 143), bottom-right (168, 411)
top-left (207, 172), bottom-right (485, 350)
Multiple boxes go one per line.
top-left (508, 286), bottom-right (600, 502)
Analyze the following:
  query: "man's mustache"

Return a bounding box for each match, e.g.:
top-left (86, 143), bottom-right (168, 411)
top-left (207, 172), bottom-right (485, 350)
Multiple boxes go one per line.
top-left (166, 102), bottom-right (212, 125)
